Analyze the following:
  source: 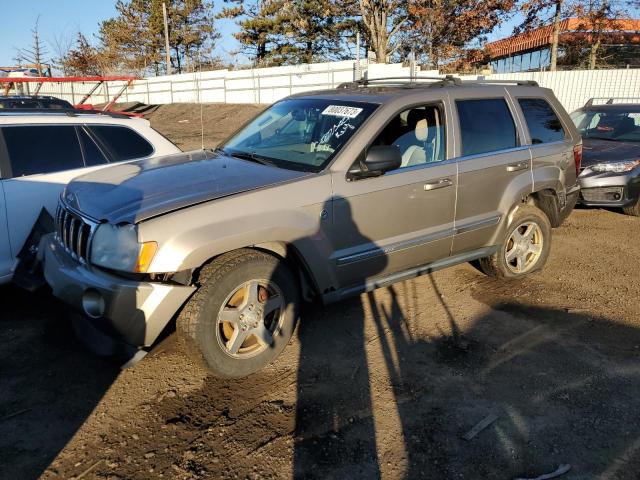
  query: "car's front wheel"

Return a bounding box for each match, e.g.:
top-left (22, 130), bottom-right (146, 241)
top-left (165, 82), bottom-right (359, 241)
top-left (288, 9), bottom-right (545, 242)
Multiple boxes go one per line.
top-left (478, 205), bottom-right (551, 279)
top-left (177, 249), bottom-right (299, 378)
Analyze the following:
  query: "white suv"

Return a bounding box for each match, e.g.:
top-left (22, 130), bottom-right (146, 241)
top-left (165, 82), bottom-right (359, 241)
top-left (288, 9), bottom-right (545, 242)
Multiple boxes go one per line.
top-left (0, 110), bottom-right (180, 285)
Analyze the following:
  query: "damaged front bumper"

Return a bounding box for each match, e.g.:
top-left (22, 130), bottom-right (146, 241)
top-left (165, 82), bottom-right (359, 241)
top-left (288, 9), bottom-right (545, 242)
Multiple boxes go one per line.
top-left (43, 234), bottom-right (195, 349)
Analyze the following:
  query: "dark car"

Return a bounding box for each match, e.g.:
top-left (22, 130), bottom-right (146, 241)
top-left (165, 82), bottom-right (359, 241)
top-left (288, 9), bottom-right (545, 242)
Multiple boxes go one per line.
top-left (571, 98), bottom-right (640, 216)
top-left (0, 95), bottom-right (74, 110)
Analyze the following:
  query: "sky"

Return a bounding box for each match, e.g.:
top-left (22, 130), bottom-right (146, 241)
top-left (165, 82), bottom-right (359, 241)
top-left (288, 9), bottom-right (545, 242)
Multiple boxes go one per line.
top-left (0, 0), bottom-right (241, 67)
top-left (1, 1), bottom-right (637, 69)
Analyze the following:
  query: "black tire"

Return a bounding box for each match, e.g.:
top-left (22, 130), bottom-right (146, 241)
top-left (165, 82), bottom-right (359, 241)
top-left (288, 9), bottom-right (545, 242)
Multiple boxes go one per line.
top-left (478, 205), bottom-right (552, 279)
top-left (177, 249), bottom-right (299, 378)
top-left (623, 196), bottom-right (640, 216)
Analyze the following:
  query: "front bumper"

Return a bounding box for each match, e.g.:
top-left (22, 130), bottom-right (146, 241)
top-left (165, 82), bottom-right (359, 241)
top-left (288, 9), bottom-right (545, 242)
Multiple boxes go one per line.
top-left (578, 169), bottom-right (640, 207)
top-left (43, 234), bottom-right (195, 348)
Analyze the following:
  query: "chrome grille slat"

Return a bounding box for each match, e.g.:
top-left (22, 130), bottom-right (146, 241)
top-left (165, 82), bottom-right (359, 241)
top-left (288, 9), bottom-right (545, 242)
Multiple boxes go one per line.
top-left (54, 202), bottom-right (96, 264)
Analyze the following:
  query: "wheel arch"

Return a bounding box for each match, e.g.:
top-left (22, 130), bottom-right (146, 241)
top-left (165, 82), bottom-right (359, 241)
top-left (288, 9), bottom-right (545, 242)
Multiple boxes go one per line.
top-left (192, 242), bottom-right (321, 303)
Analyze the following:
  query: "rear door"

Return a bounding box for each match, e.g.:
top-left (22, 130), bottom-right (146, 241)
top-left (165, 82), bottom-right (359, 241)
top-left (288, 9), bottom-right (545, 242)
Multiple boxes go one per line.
top-left (449, 93), bottom-right (531, 254)
top-left (0, 125), bottom-right (96, 260)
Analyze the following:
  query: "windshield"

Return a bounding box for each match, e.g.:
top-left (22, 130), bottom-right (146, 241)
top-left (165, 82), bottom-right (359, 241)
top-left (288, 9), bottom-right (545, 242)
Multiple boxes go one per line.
top-left (221, 98), bottom-right (378, 172)
top-left (571, 109), bottom-right (640, 142)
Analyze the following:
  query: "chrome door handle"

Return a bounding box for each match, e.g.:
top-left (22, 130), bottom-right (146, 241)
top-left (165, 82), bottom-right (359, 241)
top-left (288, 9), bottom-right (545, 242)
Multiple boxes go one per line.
top-left (506, 161), bottom-right (529, 172)
top-left (424, 178), bottom-right (453, 191)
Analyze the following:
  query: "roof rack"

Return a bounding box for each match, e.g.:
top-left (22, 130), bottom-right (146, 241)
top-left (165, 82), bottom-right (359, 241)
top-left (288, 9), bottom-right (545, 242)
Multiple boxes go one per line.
top-left (338, 75), bottom-right (462, 89)
top-left (0, 108), bottom-right (131, 119)
top-left (337, 75), bottom-right (539, 90)
top-left (463, 79), bottom-right (539, 86)
top-left (584, 97), bottom-right (640, 107)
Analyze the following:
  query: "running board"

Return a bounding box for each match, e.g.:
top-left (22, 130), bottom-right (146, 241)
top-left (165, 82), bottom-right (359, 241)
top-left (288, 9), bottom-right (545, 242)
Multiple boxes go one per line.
top-left (323, 246), bottom-right (498, 304)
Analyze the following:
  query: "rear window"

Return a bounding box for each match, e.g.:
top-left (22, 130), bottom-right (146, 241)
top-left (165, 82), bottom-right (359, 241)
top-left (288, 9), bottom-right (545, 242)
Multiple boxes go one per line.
top-left (456, 98), bottom-right (517, 156)
top-left (2, 125), bottom-right (84, 177)
top-left (88, 125), bottom-right (153, 161)
top-left (518, 98), bottom-right (565, 144)
top-left (79, 128), bottom-right (109, 166)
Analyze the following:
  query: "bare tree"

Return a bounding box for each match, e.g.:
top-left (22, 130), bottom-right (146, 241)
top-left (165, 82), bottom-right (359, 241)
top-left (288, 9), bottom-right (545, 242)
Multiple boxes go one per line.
top-left (49, 31), bottom-right (73, 75)
top-left (516, 0), bottom-right (575, 71)
top-left (358, 0), bottom-right (407, 63)
top-left (14, 16), bottom-right (50, 75)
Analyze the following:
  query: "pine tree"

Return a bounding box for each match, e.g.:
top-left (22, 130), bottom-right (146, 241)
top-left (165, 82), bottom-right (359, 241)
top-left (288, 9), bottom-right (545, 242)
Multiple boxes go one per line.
top-left (61, 33), bottom-right (102, 76)
top-left (98, 0), bottom-right (219, 75)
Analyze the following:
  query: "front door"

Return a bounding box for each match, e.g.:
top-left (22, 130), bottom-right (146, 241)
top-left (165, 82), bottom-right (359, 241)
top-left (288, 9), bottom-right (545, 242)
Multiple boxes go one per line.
top-left (330, 103), bottom-right (457, 290)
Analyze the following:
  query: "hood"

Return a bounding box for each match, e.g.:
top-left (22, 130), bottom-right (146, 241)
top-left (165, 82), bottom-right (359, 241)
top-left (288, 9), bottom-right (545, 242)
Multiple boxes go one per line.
top-left (581, 138), bottom-right (640, 168)
top-left (63, 150), bottom-right (310, 224)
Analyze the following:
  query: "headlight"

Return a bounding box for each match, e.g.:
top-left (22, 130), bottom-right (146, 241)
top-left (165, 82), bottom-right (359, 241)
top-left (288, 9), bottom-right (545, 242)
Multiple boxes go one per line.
top-left (90, 223), bottom-right (157, 273)
top-left (591, 159), bottom-right (640, 173)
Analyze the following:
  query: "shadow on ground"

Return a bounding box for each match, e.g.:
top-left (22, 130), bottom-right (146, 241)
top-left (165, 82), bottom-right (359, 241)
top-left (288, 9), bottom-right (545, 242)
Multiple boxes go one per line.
top-left (0, 286), bottom-right (120, 479)
top-left (86, 272), bottom-right (640, 479)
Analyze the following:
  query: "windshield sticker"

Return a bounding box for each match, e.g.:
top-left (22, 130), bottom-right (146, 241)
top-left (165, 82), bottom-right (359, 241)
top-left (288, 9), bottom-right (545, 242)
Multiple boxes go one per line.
top-left (321, 105), bottom-right (363, 118)
top-left (319, 117), bottom-right (356, 144)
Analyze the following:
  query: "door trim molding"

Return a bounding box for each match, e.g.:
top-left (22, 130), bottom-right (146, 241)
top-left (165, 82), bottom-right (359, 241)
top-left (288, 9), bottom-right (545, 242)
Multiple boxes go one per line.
top-left (325, 245), bottom-right (499, 304)
top-left (454, 214), bottom-right (502, 235)
top-left (335, 227), bottom-right (454, 266)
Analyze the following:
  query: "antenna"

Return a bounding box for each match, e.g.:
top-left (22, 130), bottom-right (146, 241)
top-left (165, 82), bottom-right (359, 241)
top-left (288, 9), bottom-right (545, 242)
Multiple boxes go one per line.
top-left (195, 50), bottom-right (204, 150)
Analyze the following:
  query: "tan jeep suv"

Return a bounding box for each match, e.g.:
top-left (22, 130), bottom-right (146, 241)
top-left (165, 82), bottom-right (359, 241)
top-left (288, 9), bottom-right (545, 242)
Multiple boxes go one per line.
top-left (43, 77), bottom-right (582, 377)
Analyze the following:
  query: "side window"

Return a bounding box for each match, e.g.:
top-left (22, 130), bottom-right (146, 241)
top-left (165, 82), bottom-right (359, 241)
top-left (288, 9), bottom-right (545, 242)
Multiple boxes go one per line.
top-left (2, 125), bottom-right (84, 177)
top-left (371, 104), bottom-right (446, 169)
top-left (456, 98), bottom-right (517, 156)
top-left (79, 128), bottom-right (109, 166)
top-left (88, 125), bottom-right (154, 161)
top-left (518, 98), bottom-right (565, 144)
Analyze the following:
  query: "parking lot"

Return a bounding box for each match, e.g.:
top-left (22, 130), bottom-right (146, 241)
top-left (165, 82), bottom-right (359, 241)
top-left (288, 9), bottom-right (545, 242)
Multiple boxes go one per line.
top-left (1, 104), bottom-right (639, 480)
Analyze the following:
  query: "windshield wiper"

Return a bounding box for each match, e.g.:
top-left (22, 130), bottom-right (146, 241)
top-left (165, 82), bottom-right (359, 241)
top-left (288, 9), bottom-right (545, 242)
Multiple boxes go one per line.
top-left (220, 149), bottom-right (275, 166)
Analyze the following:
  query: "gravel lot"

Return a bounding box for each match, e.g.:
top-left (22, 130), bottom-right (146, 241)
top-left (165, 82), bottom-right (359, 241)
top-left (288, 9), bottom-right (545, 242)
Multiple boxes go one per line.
top-left (1, 104), bottom-right (639, 480)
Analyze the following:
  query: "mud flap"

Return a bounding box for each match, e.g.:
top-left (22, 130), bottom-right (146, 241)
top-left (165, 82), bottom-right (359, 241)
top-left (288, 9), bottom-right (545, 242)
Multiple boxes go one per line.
top-left (13, 208), bottom-right (55, 291)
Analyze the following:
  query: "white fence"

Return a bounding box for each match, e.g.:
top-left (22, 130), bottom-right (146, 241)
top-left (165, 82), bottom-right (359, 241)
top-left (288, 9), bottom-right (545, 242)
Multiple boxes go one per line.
top-left (23, 60), bottom-right (640, 113)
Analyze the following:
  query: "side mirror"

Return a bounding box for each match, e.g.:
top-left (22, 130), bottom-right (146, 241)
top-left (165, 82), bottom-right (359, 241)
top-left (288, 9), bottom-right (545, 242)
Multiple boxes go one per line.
top-left (357, 145), bottom-right (402, 178)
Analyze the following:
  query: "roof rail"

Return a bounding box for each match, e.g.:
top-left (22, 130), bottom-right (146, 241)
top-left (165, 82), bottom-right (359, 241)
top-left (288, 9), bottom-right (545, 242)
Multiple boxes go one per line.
top-left (336, 75), bottom-right (541, 90)
top-left (584, 97), bottom-right (640, 107)
top-left (338, 75), bottom-right (462, 89)
top-left (464, 79), bottom-right (539, 86)
top-left (0, 108), bottom-right (131, 119)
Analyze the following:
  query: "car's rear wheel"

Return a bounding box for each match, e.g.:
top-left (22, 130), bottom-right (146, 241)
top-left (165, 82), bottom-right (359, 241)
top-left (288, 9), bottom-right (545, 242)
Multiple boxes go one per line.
top-left (177, 249), bottom-right (299, 378)
top-left (478, 205), bottom-right (551, 279)
top-left (623, 196), bottom-right (640, 216)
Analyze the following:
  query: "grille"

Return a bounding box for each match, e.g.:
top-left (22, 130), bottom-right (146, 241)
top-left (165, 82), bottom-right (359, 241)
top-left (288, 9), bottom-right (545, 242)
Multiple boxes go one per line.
top-left (55, 203), bottom-right (95, 263)
top-left (581, 186), bottom-right (624, 203)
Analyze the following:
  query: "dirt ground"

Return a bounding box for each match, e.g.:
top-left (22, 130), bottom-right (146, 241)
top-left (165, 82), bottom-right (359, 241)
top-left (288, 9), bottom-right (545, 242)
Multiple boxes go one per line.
top-left (1, 104), bottom-right (640, 480)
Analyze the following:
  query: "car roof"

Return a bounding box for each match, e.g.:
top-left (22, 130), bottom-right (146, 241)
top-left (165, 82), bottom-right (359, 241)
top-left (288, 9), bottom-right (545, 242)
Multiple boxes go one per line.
top-left (292, 84), bottom-right (548, 105)
top-left (0, 111), bottom-right (149, 126)
top-left (289, 77), bottom-right (545, 104)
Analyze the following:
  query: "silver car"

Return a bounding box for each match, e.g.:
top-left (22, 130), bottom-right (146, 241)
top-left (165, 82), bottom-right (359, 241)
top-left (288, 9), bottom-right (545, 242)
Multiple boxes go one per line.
top-left (42, 78), bottom-right (582, 377)
top-left (571, 98), bottom-right (640, 216)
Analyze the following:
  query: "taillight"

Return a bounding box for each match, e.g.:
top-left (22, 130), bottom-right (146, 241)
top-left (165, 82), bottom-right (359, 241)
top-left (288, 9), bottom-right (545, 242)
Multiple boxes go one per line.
top-left (573, 144), bottom-right (583, 176)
